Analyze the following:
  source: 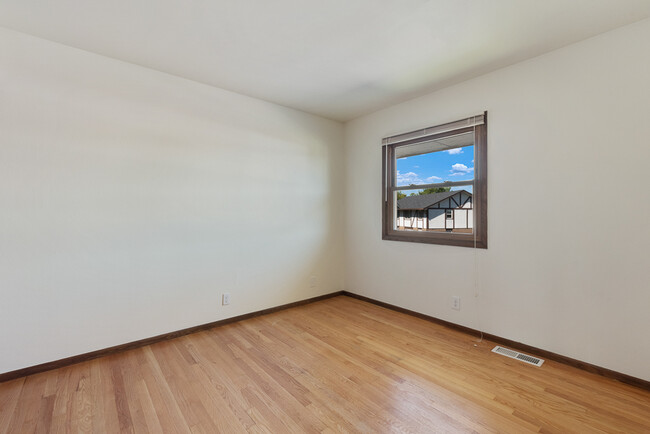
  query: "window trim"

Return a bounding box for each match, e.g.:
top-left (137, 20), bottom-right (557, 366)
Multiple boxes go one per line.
top-left (382, 112), bottom-right (488, 249)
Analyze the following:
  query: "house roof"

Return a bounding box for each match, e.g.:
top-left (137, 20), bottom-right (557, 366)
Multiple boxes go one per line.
top-left (397, 190), bottom-right (470, 211)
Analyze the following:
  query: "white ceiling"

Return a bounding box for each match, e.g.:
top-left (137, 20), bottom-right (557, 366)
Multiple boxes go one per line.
top-left (1, 1), bottom-right (649, 121)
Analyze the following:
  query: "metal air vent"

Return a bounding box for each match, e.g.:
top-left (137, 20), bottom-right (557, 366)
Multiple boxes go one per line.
top-left (492, 346), bottom-right (544, 367)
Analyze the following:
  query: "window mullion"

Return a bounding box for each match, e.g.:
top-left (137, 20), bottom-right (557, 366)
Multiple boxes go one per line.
top-left (390, 180), bottom-right (473, 192)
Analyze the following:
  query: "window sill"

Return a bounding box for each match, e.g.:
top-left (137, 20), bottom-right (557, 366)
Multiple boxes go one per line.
top-left (382, 231), bottom-right (487, 248)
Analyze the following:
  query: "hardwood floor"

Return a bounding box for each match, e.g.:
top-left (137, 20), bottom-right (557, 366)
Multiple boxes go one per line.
top-left (1, 296), bottom-right (649, 433)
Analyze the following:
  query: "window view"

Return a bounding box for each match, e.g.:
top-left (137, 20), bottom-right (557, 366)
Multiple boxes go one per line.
top-left (382, 113), bottom-right (487, 248)
top-left (395, 135), bottom-right (474, 234)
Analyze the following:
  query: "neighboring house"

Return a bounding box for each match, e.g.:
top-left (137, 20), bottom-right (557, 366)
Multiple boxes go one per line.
top-left (396, 190), bottom-right (473, 232)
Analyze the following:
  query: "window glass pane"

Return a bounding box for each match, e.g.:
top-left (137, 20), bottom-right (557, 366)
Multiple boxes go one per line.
top-left (395, 131), bottom-right (475, 188)
top-left (394, 188), bottom-right (474, 233)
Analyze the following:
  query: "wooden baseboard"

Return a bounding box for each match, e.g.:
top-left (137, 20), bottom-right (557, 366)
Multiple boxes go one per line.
top-left (0, 291), bottom-right (343, 383)
top-left (4, 290), bottom-right (648, 392)
top-left (341, 291), bottom-right (650, 392)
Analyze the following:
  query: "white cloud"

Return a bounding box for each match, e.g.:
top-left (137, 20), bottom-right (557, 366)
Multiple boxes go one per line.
top-left (397, 172), bottom-right (445, 186)
top-left (396, 170), bottom-right (422, 186)
top-left (447, 148), bottom-right (463, 155)
top-left (451, 163), bottom-right (472, 172)
top-left (449, 163), bottom-right (474, 176)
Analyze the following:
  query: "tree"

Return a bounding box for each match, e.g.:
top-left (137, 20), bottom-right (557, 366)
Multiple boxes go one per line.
top-left (419, 187), bottom-right (450, 195)
top-left (396, 186), bottom-right (450, 199)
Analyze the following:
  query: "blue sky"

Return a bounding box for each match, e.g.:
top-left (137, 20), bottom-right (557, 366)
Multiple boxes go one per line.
top-left (396, 145), bottom-right (474, 192)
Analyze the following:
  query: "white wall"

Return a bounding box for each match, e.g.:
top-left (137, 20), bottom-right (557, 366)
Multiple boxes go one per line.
top-left (0, 28), bottom-right (344, 374)
top-left (3, 17), bottom-right (650, 382)
top-left (344, 19), bottom-right (650, 380)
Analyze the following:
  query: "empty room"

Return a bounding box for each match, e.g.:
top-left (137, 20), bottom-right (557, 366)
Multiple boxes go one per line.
top-left (1, 1), bottom-right (649, 432)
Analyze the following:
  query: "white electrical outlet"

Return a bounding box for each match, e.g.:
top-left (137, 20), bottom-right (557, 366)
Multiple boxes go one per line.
top-left (451, 296), bottom-right (461, 311)
top-left (222, 293), bottom-right (231, 305)
top-left (309, 275), bottom-right (317, 288)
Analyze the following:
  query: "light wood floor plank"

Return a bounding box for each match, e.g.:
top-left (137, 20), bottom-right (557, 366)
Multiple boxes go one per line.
top-left (0, 378), bottom-right (24, 433)
top-left (1, 296), bottom-right (649, 433)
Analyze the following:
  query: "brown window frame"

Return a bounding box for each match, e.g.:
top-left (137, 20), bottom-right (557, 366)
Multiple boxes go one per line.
top-left (382, 112), bottom-right (488, 249)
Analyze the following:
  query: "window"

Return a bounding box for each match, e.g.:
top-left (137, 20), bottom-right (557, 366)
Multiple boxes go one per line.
top-left (382, 112), bottom-right (487, 248)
